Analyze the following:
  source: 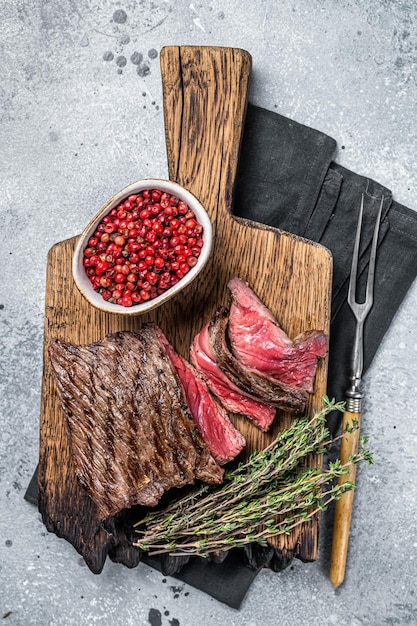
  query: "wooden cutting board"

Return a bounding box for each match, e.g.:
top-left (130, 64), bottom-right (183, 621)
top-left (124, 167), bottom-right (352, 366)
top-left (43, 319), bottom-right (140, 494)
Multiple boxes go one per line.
top-left (38, 46), bottom-right (332, 574)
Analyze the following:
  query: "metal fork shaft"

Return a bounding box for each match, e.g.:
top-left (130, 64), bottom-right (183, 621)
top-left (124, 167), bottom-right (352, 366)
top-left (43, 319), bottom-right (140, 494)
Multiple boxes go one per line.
top-left (346, 319), bottom-right (364, 413)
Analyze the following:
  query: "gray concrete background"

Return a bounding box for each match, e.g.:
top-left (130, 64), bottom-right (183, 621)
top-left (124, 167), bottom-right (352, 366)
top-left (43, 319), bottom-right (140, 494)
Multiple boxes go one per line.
top-left (1, 1), bottom-right (416, 625)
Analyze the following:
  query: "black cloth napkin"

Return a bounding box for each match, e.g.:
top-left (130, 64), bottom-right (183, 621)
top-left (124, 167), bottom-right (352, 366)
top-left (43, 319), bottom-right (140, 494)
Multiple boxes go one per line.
top-left (25, 103), bottom-right (417, 608)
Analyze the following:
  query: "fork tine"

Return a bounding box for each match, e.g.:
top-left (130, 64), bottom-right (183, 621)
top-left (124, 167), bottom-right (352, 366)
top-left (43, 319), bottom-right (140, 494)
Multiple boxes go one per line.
top-left (364, 196), bottom-right (384, 307)
top-left (348, 195), bottom-right (384, 314)
top-left (347, 194), bottom-right (364, 308)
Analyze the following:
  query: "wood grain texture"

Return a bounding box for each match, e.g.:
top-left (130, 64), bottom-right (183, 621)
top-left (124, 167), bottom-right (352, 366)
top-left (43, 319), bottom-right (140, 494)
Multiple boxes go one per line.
top-left (329, 410), bottom-right (361, 587)
top-left (38, 45), bottom-right (333, 572)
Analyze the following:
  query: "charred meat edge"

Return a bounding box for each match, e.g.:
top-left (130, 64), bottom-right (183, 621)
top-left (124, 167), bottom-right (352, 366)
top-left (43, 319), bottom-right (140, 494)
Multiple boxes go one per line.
top-left (190, 325), bottom-right (277, 431)
top-left (208, 307), bottom-right (308, 414)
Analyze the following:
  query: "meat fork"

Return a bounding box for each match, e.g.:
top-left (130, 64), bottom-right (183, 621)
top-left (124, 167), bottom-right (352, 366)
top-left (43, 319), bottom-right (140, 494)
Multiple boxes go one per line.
top-left (329, 194), bottom-right (383, 588)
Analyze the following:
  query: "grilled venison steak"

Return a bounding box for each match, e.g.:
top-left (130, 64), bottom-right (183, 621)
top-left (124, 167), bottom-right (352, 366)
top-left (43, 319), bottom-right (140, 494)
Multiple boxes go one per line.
top-left (156, 327), bottom-right (245, 465)
top-left (191, 323), bottom-right (277, 431)
top-left (228, 278), bottom-right (328, 393)
top-left (48, 327), bottom-right (223, 520)
top-left (208, 307), bottom-right (308, 415)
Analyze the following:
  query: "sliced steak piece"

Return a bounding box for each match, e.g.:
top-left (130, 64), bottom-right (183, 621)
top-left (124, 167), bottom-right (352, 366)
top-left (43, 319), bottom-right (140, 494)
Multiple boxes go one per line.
top-left (228, 278), bottom-right (328, 392)
top-left (155, 327), bottom-right (245, 465)
top-left (208, 307), bottom-right (308, 414)
top-left (48, 328), bottom-right (223, 520)
top-left (191, 323), bottom-right (276, 431)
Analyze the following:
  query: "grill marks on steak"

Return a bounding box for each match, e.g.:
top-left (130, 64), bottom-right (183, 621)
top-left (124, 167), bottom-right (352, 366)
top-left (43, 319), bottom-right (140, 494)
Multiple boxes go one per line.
top-left (191, 323), bottom-right (277, 431)
top-left (49, 328), bottom-right (223, 520)
top-left (48, 278), bottom-right (326, 521)
top-left (208, 307), bottom-right (308, 414)
top-left (228, 278), bottom-right (328, 393)
top-left (156, 327), bottom-right (245, 465)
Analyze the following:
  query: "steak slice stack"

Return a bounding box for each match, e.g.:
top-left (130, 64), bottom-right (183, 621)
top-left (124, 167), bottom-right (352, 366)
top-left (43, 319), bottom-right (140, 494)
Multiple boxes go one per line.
top-left (49, 327), bottom-right (223, 520)
top-left (208, 307), bottom-right (309, 415)
top-left (191, 323), bottom-right (277, 431)
top-left (228, 278), bottom-right (328, 393)
top-left (156, 327), bottom-right (246, 465)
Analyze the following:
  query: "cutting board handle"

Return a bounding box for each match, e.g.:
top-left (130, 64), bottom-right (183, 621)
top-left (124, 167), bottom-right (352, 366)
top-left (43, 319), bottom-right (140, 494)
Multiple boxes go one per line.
top-left (160, 46), bottom-right (252, 224)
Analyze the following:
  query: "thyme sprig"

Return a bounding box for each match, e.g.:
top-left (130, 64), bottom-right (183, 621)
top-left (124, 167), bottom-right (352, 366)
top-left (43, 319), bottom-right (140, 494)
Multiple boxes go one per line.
top-left (133, 397), bottom-right (373, 556)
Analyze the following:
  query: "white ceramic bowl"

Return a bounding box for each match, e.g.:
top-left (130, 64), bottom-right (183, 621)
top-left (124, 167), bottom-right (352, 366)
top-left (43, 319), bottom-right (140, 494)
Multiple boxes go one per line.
top-left (72, 179), bottom-right (212, 315)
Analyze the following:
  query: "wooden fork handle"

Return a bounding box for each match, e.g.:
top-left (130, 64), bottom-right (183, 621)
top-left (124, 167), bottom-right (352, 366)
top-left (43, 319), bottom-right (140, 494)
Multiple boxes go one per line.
top-left (329, 410), bottom-right (361, 587)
